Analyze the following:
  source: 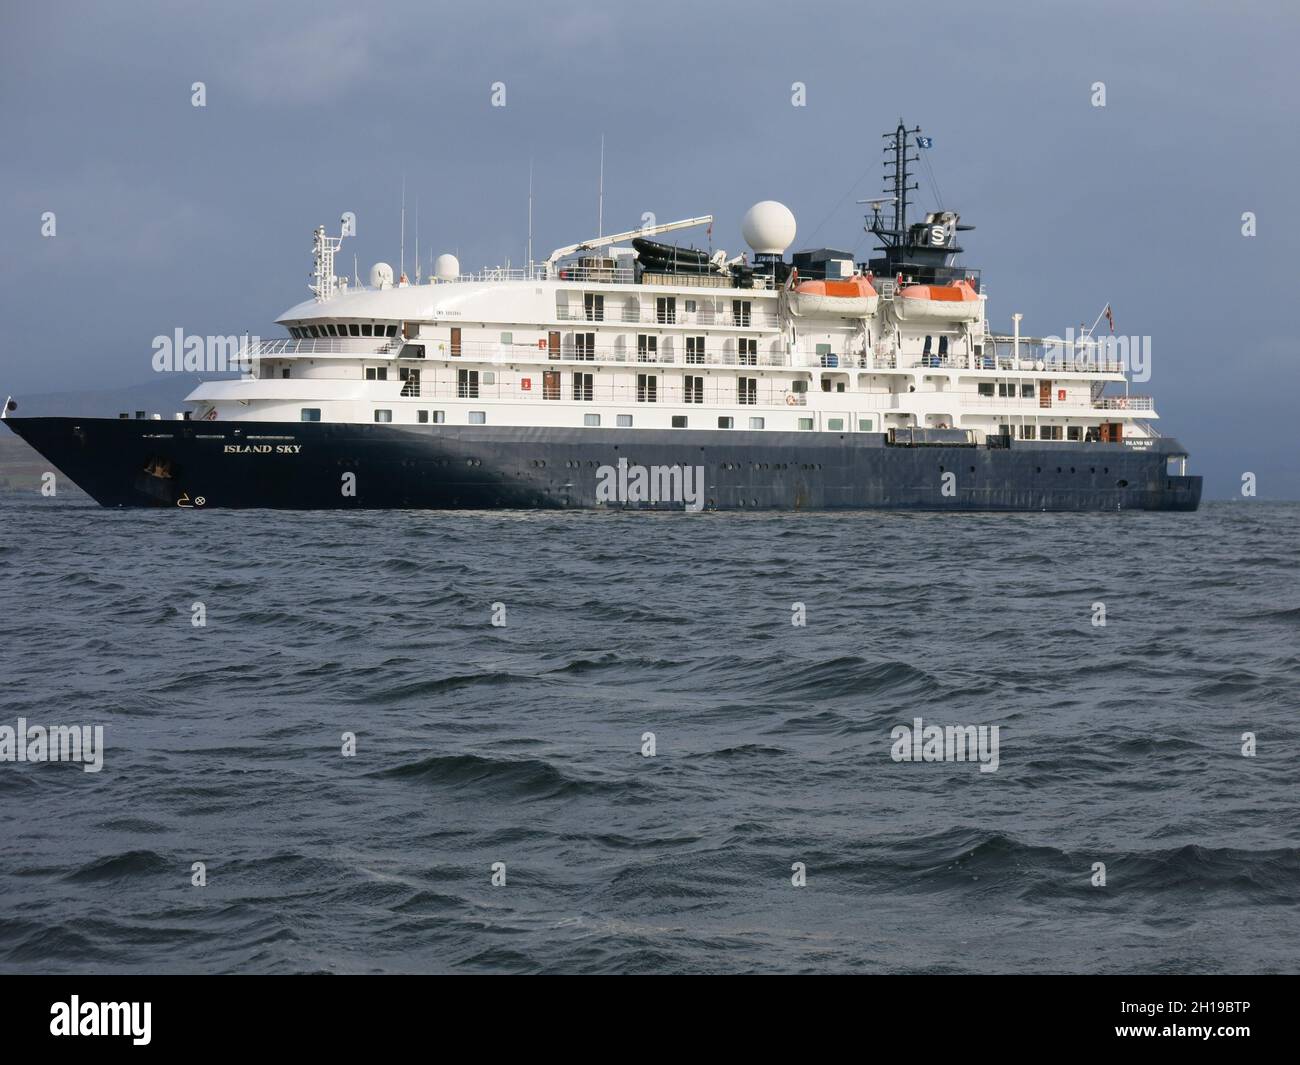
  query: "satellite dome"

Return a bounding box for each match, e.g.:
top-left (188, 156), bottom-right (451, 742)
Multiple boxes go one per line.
top-left (741, 201), bottom-right (797, 255)
top-left (369, 262), bottom-right (394, 289)
top-left (434, 253), bottom-right (460, 281)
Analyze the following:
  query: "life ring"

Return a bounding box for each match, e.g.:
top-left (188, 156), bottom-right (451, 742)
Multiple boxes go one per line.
top-left (785, 394), bottom-right (798, 406)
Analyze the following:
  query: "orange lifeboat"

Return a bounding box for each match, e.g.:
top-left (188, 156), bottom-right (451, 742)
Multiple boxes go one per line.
top-left (894, 279), bottom-right (982, 322)
top-left (789, 274), bottom-right (879, 317)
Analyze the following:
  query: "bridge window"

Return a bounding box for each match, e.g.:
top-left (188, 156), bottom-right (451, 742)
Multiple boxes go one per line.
top-left (300, 408), bottom-right (321, 421)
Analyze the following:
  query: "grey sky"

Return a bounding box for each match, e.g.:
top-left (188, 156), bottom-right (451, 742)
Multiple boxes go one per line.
top-left (2, 0), bottom-right (1297, 497)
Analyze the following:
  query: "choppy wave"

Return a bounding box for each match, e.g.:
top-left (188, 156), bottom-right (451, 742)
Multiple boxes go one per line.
top-left (1, 497), bottom-right (1298, 973)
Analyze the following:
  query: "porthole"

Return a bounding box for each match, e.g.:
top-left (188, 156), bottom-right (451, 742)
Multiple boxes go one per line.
top-left (1116, 479), bottom-right (1129, 488)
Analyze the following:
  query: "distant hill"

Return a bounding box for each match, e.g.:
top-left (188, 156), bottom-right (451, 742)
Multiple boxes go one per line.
top-left (5, 375), bottom-right (228, 418)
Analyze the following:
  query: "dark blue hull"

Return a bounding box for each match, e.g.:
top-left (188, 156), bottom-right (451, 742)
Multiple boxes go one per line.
top-left (4, 417), bottom-right (1202, 511)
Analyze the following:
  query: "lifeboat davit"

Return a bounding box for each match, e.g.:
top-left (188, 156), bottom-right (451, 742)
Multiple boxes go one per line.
top-left (789, 275), bottom-right (879, 317)
top-left (893, 279), bottom-right (982, 322)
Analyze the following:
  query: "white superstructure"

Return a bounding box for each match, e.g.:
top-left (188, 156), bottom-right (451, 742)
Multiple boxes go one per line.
top-left (190, 178), bottom-right (1158, 450)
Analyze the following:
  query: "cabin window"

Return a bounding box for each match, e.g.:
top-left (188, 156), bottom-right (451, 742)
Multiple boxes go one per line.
top-left (671, 415), bottom-right (688, 428)
top-left (738, 377), bottom-right (757, 405)
top-left (684, 299), bottom-right (697, 313)
top-left (584, 293), bottom-right (604, 322)
top-left (637, 374), bottom-right (658, 403)
top-left (573, 372), bottom-right (594, 401)
top-left (1042, 425), bottom-right (1063, 440)
top-left (374, 409), bottom-right (392, 423)
top-left (637, 334), bottom-right (658, 362)
top-left (1019, 424), bottom-right (1036, 439)
top-left (684, 375), bottom-right (705, 404)
top-left (718, 417), bottom-right (733, 429)
top-left (828, 418), bottom-right (845, 431)
top-left (386, 325), bottom-right (397, 337)
top-left (938, 336), bottom-right (949, 356)
top-left (468, 411), bottom-right (486, 424)
top-left (418, 410), bottom-right (429, 424)
top-left (1022, 384), bottom-right (1035, 398)
top-left (792, 379), bottom-right (807, 393)
top-left (1067, 425), bottom-right (1082, 441)
top-left (655, 296), bottom-right (676, 324)
top-left (458, 369), bottom-right (479, 398)
top-left (584, 413), bottom-right (601, 427)
top-left (749, 417), bottom-right (765, 430)
top-left (732, 300), bottom-right (752, 328)
top-left (575, 332), bottom-right (596, 360)
top-left (281, 368), bottom-right (291, 379)
top-left (979, 383), bottom-right (994, 397)
top-left (300, 408), bottom-right (321, 421)
top-left (617, 414), bottom-right (633, 427)
top-left (858, 418), bottom-right (873, 432)
top-left (686, 336), bottom-right (706, 364)
top-left (500, 332), bottom-right (513, 345)
top-left (798, 418), bottom-right (814, 430)
top-left (739, 337), bottom-right (758, 366)
top-left (365, 367), bottom-right (388, 381)
top-left (481, 371), bottom-right (496, 385)
top-left (433, 410), bottom-right (445, 423)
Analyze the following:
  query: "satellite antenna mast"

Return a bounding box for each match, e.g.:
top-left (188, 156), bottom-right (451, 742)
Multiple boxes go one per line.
top-left (414, 197), bottom-right (421, 284)
top-left (597, 135), bottom-right (605, 238)
top-left (874, 120), bottom-right (921, 249)
top-left (399, 174), bottom-right (406, 282)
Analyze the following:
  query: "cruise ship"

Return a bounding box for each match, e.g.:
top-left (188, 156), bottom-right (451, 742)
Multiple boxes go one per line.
top-left (3, 123), bottom-right (1200, 511)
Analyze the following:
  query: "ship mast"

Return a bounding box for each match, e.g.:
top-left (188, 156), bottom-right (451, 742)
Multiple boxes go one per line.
top-left (870, 120), bottom-right (921, 250)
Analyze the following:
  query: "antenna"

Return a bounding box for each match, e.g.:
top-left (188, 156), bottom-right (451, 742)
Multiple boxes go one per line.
top-left (399, 174), bottom-right (406, 282)
top-left (527, 159), bottom-right (534, 270)
top-left (597, 135), bottom-right (605, 238)
top-left (414, 197), bottom-right (421, 284)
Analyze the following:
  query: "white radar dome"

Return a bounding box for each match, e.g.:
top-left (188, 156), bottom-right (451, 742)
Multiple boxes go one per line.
top-left (434, 253), bottom-right (461, 281)
top-left (369, 262), bottom-right (394, 289)
top-left (741, 200), bottom-right (797, 255)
